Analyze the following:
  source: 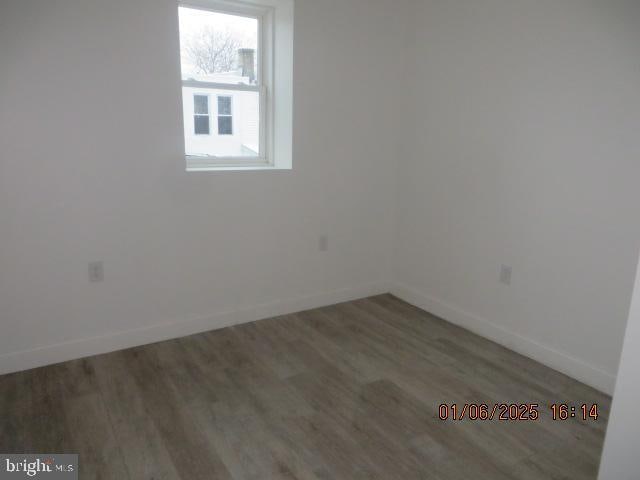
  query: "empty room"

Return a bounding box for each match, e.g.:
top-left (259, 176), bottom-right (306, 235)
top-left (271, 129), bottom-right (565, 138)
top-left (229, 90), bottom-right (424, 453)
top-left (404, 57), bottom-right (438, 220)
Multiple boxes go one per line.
top-left (1, 0), bottom-right (639, 478)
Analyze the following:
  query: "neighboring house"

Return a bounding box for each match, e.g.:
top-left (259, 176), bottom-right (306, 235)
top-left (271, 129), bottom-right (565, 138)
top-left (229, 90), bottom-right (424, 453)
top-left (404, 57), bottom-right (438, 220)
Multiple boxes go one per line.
top-left (182, 50), bottom-right (259, 158)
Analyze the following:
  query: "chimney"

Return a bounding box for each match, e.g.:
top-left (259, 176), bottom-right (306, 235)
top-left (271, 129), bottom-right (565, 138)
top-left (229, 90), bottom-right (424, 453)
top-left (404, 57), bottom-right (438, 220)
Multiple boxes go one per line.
top-left (238, 48), bottom-right (255, 84)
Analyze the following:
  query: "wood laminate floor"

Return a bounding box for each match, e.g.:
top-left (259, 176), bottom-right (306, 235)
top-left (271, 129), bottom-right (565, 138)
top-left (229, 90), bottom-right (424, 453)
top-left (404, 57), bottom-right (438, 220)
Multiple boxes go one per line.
top-left (0, 295), bottom-right (610, 479)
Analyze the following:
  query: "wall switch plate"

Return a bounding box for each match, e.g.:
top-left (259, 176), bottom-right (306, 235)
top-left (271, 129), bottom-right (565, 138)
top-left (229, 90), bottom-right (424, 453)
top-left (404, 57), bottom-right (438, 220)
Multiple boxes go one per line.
top-left (89, 261), bottom-right (104, 282)
top-left (500, 265), bottom-right (512, 286)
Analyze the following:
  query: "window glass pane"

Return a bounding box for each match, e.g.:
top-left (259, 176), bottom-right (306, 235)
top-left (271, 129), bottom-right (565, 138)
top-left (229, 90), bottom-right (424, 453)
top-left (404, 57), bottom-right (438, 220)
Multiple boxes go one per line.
top-left (179, 7), bottom-right (258, 86)
top-left (218, 96), bottom-right (232, 116)
top-left (194, 116), bottom-right (210, 135)
top-left (218, 116), bottom-right (233, 135)
top-left (194, 95), bottom-right (209, 115)
top-left (183, 87), bottom-right (259, 157)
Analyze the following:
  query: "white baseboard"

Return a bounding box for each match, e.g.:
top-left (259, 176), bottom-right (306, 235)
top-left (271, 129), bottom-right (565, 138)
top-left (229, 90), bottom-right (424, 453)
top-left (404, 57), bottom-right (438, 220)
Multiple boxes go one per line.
top-left (2, 279), bottom-right (616, 395)
top-left (0, 281), bottom-right (390, 376)
top-left (390, 282), bottom-right (616, 395)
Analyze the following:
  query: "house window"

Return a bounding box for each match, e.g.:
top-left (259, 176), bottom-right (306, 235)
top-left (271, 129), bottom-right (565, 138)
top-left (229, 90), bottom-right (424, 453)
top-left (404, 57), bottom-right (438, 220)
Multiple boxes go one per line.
top-left (217, 96), bottom-right (233, 135)
top-left (178, 0), bottom-right (293, 171)
top-left (193, 94), bottom-right (210, 135)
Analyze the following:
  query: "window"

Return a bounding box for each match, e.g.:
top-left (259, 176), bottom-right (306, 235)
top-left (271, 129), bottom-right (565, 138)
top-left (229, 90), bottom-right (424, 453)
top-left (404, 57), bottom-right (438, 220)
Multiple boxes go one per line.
top-left (178, 0), bottom-right (293, 171)
top-left (194, 94), bottom-right (210, 135)
top-left (217, 95), bottom-right (233, 135)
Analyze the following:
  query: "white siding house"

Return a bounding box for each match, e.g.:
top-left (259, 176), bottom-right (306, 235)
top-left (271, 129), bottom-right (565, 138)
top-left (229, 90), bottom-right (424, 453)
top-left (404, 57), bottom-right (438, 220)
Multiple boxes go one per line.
top-left (182, 72), bottom-right (259, 157)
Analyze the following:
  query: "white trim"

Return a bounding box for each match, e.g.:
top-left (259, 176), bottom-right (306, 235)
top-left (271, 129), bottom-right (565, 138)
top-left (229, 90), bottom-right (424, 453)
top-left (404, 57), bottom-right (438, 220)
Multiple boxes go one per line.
top-left (178, 0), bottom-right (273, 168)
top-left (178, 0), bottom-right (293, 172)
top-left (0, 281), bottom-right (389, 376)
top-left (1, 279), bottom-right (615, 395)
top-left (186, 163), bottom-right (289, 172)
top-left (390, 281), bottom-right (616, 395)
top-left (186, 155), bottom-right (269, 169)
top-left (180, 0), bottom-right (270, 19)
top-left (182, 80), bottom-right (260, 93)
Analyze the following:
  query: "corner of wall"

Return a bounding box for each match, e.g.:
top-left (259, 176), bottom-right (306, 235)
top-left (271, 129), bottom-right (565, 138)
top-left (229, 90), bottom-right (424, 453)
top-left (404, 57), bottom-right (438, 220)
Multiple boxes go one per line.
top-left (390, 281), bottom-right (617, 395)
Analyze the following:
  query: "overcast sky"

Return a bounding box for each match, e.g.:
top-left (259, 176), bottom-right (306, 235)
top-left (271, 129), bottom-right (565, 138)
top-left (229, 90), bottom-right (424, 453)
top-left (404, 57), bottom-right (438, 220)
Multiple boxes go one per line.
top-left (179, 7), bottom-right (258, 77)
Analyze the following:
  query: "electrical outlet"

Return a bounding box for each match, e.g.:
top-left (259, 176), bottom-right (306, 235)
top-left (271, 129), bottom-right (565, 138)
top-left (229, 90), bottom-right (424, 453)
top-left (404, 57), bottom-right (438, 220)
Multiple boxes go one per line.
top-left (89, 261), bottom-right (104, 283)
top-left (499, 265), bottom-right (512, 286)
top-left (318, 235), bottom-right (329, 252)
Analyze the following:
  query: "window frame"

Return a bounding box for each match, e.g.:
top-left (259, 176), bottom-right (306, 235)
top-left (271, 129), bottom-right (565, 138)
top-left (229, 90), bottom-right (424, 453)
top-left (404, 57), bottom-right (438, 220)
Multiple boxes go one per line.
top-left (216, 95), bottom-right (234, 136)
top-left (179, 0), bottom-right (272, 169)
top-left (178, 0), bottom-right (293, 172)
top-left (193, 93), bottom-right (211, 135)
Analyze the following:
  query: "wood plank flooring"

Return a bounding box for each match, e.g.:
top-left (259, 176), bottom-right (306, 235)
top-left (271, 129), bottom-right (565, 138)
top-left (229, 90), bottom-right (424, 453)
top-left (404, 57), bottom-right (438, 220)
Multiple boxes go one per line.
top-left (0, 295), bottom-right (610, 479)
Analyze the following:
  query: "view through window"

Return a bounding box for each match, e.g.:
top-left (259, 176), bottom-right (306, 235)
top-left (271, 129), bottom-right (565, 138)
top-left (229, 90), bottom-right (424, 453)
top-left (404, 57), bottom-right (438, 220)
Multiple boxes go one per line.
top-left (179, 6), bottom-right (260, 160)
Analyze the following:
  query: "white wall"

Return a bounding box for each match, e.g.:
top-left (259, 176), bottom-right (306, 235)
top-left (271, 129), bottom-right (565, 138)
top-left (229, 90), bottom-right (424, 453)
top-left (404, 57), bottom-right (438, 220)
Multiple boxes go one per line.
top-left (0, 0), bottom-right (407, 372)
top-left (393, 0), bottom-right (640, 394)
top-left (2, 0), bottom-right (639, 399)
top-left (599, 256), bottom-right (640, 478)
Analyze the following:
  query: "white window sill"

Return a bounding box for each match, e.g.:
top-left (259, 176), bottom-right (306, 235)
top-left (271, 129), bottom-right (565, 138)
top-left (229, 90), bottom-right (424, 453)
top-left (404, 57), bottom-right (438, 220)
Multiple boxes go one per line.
top-left (186, 164), bottom-right (292, 173)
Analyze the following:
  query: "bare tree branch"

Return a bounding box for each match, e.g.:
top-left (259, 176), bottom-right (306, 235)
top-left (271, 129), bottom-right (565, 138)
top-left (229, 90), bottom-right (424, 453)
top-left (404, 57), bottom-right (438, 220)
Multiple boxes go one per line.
top-left (183, 27), bottom-right (240, 75)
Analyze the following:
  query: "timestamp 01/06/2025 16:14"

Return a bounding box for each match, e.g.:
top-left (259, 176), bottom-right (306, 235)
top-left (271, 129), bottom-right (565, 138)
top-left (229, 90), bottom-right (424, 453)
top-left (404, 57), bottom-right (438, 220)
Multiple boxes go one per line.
top-left (437, 403), bottom-right (600, 422)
